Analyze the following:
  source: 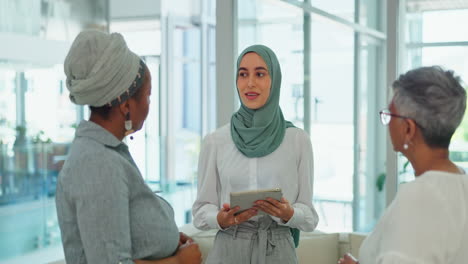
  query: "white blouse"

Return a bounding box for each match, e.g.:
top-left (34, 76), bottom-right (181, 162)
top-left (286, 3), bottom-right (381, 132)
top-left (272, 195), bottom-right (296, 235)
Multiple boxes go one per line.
top-left (192, 124), bottom-right (319, 232)
top-left (359, 170), bottom-right (468, 264)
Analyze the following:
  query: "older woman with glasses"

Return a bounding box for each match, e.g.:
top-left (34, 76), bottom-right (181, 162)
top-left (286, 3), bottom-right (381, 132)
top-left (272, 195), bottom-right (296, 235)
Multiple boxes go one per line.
top-left (339, 66), bottom-right (468, 264)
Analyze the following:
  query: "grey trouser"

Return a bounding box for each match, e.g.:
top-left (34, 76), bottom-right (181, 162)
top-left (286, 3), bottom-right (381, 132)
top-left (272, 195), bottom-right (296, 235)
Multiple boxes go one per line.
top-left (205, 216), bottom-right (298, 264)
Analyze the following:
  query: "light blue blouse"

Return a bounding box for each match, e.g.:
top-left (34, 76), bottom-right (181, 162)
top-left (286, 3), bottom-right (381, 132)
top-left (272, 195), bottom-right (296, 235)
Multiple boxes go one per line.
top-left (56, 121), bottom-right (179, 264)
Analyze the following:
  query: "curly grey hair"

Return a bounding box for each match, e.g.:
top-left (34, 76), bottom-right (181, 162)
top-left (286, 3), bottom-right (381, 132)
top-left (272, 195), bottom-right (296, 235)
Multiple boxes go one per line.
top-left (392, 66), bottom-right (467, 148)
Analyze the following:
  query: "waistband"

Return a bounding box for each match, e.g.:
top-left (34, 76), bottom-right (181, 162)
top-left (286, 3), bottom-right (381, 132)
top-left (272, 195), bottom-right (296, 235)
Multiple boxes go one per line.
top-left (219, 216), bottom-right (291, 264)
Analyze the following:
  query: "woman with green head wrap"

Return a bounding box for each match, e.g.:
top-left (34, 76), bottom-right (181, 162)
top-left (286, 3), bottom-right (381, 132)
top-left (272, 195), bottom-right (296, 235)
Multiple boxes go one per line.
top-left (193, 45), bottom-right (319, 264)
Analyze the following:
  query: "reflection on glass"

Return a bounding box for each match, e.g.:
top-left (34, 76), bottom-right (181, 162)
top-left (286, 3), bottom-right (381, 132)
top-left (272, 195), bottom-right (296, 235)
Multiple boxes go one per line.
top-left (0, 70), bottom-right (16, 145)
top-left (311, 0), bottom-right (355, 22)
top-left (0, 0), bottom-right (107, 41)
top-left (143, 57), bottom-right (161, 184)
top-left (116, 25), bottom-right (163, 187)
top-left (420, 10), bottom-right (468, 43)
top-left (173, 26), bottom-right (201, 185)
top-left (159, 25), bottom-right (202, 226)
top-left (208, 26), bottom-right (217, 132)
top-left (359, 0), bottom-right (382, 30)
top-left (0, 66), bottom-right (73, 260)
top-left (310, 16), bottom-right (354, 232)
top-left (208, 0), bottom-right (216, 17)
top-left (356, 37), bottom-right (386, 232)
top-left (25, 66), bottom-right (76, 144)
top-left (127, 56), bottom-right (161, 189)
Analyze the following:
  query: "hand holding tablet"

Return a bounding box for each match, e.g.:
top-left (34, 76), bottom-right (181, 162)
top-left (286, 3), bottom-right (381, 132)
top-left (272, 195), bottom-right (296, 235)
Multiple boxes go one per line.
top-left (217, 188), bottom-right (294, 228)
top-left (230, 188), bottom-right (294, 222)
top-left (230, 188), bottom-right (283, 215)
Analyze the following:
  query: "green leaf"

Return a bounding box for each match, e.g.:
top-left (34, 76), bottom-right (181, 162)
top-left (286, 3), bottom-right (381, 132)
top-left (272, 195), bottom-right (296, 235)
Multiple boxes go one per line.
top-left (403, 160), bottom-right (410, 171)
top-left (376, 172), bottom-right (386, 192)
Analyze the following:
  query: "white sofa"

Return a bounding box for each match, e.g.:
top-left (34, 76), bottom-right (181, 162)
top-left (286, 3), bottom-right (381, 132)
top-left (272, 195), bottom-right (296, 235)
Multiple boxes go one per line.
top-left (48, 225), bottom-right (366, 264)
top-left (179, 224), bottom-right (367, 264)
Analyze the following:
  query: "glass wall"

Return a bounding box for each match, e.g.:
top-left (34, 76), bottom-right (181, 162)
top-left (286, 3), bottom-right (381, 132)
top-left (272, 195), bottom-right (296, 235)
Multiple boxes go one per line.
top-left (166, 19), bottom-right (203, 225)
top-left (161, 2), bottom-right (217, 227)
top-left (311, 0), bottom-right (355, 21)
top-left (172, 23), bottom-right (202, 186)
top-left (356, 36), bottom-right (386, 231)
top-left (110, 20), bottom-right (162, 190)
top-left (0, 0), bottom-right (106, 41)
top-left (0, 0), bottom-right (107, 262)
top-left (0, 70), bottom-right (16, 145)
top-left (237, 0), bottom-right (386, 232)
top-left (310, 16), bottom-right (355, 232)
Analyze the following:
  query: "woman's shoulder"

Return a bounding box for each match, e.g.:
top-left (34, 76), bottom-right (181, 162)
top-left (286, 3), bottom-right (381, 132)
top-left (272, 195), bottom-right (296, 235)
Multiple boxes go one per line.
top-left (396, 174), bottom-right (440, 201)
top-left (285, 126), bottom-right (311, 143)
top-left (406, 171), bottom-right (468, 192)
top-left (377, 171), bottom-right (468, 257)
top-left (286, 126), bottom-right (308, 135)
top-left (395, 171), bottom-right (468, 210)
top-left (61, 138), bottom-right (127, 181)
top-left (202, 123), bottom-right (231, 144)
top-left (68, 136), bottom-right (122, 163)
top-left (415, 171), bottom-right (468, 200)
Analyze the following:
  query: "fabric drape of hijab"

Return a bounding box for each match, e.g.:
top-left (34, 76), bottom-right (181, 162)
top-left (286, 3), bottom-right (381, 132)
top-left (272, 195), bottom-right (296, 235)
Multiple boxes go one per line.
top-left (230, 45), bottom-right (295, 158)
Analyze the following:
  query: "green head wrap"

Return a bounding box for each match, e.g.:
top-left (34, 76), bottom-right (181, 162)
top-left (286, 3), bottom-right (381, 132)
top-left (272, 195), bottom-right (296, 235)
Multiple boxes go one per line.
top-left (230, 44), bottom-right (295, 158)
top-left (64, 30), bottom-right (144, 107)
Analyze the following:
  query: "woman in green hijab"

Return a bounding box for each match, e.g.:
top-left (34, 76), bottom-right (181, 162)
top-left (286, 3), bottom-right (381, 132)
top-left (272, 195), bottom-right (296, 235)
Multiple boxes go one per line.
top-left (193, 45), bottom-right (319, 264)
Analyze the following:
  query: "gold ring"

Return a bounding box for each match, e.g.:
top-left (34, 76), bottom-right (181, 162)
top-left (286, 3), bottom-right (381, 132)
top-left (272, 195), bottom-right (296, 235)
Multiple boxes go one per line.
top-left (234, 217), bottom-right (238, 224)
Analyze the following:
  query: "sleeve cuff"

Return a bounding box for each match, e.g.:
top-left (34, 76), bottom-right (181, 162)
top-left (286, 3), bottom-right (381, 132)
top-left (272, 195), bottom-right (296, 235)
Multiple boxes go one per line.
top-left (205, 210), bottom-right (223, 230)
top-left (283, 206), bottom-right (305, 227)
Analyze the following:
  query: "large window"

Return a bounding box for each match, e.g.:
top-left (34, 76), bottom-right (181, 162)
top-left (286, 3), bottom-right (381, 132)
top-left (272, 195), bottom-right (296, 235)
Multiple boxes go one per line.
top-left (0, 70), bottom-right (16, 145)
top-left (165, 20), bottom-right (203, 225)
top-left (0, 72), bottom-right (80, 260)
top-left (24, 67), bottom-right (76, 144)
top-left (356, 36), bottom-right (386, 231)
top-left (111, 20), bottom-right (163, 187)
top-left (310, 16), bottom-right (355, 232)
top-left (173, 23), bottom-right (202, 185)
top-left (311, 0), bottom-right (355, 21)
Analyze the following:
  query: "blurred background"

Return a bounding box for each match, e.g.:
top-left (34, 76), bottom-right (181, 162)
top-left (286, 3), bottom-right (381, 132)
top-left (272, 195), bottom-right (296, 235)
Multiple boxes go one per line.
top-left (1, 0), bottom-right (468, 262)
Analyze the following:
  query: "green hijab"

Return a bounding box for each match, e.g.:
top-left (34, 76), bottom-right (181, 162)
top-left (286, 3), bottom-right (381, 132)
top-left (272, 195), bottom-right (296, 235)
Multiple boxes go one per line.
top-left (231, 45), bottom-right (295, 158)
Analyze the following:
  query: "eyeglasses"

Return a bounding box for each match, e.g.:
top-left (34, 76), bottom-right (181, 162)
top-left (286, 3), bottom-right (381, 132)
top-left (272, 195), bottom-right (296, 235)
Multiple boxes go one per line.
top-left (379, 109), bottom-right (411, 125)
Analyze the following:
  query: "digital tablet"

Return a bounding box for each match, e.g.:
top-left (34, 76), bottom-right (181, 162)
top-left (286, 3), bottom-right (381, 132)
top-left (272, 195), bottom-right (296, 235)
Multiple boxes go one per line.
top-left (230, 188), bottom-right (283, 215)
